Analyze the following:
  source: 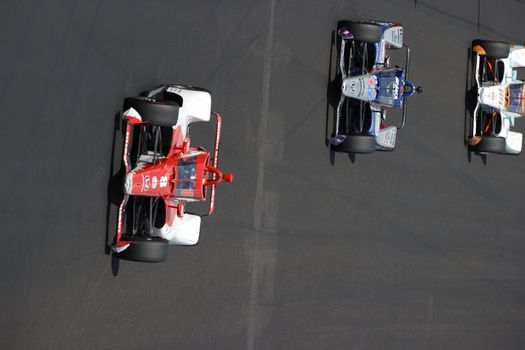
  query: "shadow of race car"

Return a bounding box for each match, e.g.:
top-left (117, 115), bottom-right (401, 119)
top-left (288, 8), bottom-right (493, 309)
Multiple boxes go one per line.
top-left (330, 20), bottom-right (422, 153)
top-left (467, 40), bottom-right (525, 155)
top-left (112, 85), bottom-right (233, 262)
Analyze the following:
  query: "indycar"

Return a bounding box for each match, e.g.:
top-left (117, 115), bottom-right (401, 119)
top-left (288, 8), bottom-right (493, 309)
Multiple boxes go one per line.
top-left (330, 20), bottom-right (422, 153)
top-left (467, 39), bottom-right (525, 155)
top-left (112, 85), bottom-right (233, 262)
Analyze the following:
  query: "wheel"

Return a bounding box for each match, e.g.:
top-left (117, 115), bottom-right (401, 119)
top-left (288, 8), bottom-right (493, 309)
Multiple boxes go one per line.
top-left (338, 20), bottom-right (382, 43)
top-left (331, 134), bottom-right (376, 153)
top-left (115, 235), bottom-right (169, 263)
top-left (123, 96), bottom-right (180, 127)
top-left (472, 39), bottom-right (510, 59)
top-left (469, 135), bottom-right (506, 154)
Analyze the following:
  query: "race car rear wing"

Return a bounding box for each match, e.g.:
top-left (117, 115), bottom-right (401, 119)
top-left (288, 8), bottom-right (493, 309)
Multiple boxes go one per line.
top-left (399, 44), bottom-right (423, 129)
top-left (209, 112), bottom-right (221, 215)
top-left (400, 45), bottom-right (410, 129)
top-left (203, 112), bottom-right (233, 216)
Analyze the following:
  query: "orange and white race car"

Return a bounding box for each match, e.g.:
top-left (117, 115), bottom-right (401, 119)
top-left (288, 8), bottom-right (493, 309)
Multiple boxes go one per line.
top-left (468, 40), bottom-right (525, 155)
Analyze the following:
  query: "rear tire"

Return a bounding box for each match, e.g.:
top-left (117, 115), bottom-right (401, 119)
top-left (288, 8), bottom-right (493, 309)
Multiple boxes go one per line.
top-left (469, 135), bottom-right (506, 154)
top-left (115, 235), bottom-right (169, 263)
top-left (338, 21), bottom-right (382, 43)
top-left (123, 96), bottom-right (180, 127)
top-left (472, 39), bottom-right (510, 59)
top-left (331, 134), bottom-right (376, 153)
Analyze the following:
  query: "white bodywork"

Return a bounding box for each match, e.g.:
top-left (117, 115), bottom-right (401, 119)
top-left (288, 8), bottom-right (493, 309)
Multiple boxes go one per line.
top-left (478, 85), bottom-right (504, 109)
top-left (506, 45), bottom-right (525, 74)
top-left (153, 212), bottom-right (201, 246)
top-left (342, 74), bottom-right (378, 101)
top-left (475, 45), bottom-right (525, 154)
top-left (500, 124), bottom-right (523, 154)
top-left (382, 26), bottom-right (403, 48)
top-left (166, 86), bottom-right (211, 123)
top-left (376, 125), bottom-right (397, 149)
top-left (376, 25), bottom-right (403, 66)
top-left (166, 86), bottom-right (211, 140)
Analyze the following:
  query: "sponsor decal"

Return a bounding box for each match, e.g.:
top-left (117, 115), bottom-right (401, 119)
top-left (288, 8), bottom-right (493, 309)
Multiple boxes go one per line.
top-left (152, 176), bottom-right (158, 189)
top-left (144, 175), bottom-right (150, 191)
top-left (160, 176), bottom-right (168, 188)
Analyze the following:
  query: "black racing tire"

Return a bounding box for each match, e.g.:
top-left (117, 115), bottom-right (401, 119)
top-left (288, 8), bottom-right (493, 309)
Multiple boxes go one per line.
top-left (338, 20), bottom-right (382, 43)
top-left (115, 235), bottom-right (169, 263)
top-left (469, 135), bottom-right (506, 154)
top-left (331, 134), bottom-right (377, 153)
top-left (472, 39), bottom-right (510, 59)
top-left (123, 96), bottom-right (180, 127)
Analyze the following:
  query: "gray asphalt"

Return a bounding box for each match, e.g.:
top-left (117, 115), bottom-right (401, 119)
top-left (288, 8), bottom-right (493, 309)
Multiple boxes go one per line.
top-left (1, 1), bottom-right (525, 349)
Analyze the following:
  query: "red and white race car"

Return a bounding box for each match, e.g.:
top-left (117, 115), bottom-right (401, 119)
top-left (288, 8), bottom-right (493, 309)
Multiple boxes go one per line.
top-left (112, 85), bottom-right (233, 262)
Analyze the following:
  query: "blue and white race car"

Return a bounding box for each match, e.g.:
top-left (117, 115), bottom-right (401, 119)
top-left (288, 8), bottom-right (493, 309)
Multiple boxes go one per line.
top-left (330, 20), bottom-right (422, 153)
top-left (468, 40), bottom-right (525, 155)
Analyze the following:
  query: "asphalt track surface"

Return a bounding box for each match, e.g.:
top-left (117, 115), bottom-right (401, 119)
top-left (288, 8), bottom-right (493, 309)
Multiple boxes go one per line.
top-left (2, 1), bottom-right (525, 349)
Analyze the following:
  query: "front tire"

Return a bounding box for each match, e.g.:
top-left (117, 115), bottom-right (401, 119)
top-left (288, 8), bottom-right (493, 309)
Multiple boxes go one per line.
top-left (338, 20), bottom-right (382, 43)
top-left (123, 96), bottom-right (180, 127)
top-left (115, 235), bottom-right (169, 263)
top-left (331, 134), bottom-right (376, 153)
top-left (472, 39), bottom-right (510, 59)
top-left (469, 135), bottom-right (506, 154)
